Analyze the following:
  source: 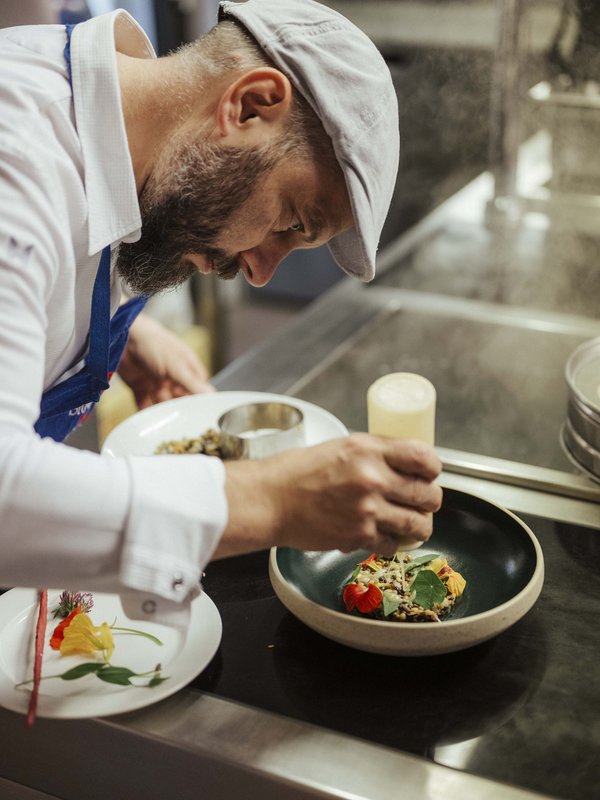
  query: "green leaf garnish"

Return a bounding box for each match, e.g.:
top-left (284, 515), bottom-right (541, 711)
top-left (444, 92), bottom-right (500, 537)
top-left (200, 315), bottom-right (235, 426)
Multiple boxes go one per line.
top-left (404, 553), bottom-right (440, 573)
top-left (60, 663), bottom-right (105, 680)
top-left (148, 676), bottom-right (169, 688)
top-left (410, 570), bottom-right (447, 609)
top-left (382, 593), bottom-right (401, 617)
top-left (345, 565), bottom-right (361, 585)
top-left (96, 666), bottom-right (138, 686)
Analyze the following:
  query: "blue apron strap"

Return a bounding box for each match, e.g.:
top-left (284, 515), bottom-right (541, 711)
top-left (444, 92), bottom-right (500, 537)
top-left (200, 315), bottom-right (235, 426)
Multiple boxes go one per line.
top-left (62, 24), bottom-right (110, 391)
top-left (63, 23), bottom-right (76, 80)
top-left (86, 245), bottom-right (112, 390)
top-left (34, 22), bottom-right (145, 442)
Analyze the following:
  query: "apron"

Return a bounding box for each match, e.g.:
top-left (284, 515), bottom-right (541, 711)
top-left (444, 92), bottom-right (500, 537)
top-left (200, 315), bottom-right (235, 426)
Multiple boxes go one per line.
top-left (34, 24), bottom-right (147, 443)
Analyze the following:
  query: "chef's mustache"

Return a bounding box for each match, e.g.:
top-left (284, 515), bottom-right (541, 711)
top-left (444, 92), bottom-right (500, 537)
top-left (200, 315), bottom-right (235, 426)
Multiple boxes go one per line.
top-left (202, 248), bottom-right (242, 281)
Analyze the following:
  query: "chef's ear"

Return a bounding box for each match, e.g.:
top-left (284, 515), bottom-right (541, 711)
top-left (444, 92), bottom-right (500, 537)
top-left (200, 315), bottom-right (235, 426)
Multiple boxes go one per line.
top-left (216, 68), bottom-right (293, 139)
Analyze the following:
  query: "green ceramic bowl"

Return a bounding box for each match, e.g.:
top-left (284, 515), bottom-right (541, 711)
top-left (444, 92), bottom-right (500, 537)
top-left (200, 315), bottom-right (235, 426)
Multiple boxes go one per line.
top-left (269, 488), bottom-right (544, 656)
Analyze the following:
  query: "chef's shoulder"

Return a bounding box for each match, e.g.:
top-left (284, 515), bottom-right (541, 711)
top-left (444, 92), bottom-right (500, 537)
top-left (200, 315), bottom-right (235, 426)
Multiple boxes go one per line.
top-left (0, 23), bottom-right (72, 135)
top-left (0, 26), bottom-right (84, 281)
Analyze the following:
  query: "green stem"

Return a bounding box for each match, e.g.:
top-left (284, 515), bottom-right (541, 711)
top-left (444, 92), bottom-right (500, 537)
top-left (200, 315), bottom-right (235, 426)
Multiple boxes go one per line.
top-left (16, 675), bottom-right (61, 688)
top-left (132, 667), bottom-right (161, 678)
top-left (110, 626), bottom-right (163, 646)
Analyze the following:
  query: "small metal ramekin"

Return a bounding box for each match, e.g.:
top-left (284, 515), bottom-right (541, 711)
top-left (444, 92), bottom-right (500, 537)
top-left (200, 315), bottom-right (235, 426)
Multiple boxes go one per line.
top-left (218, 402), bottom-right (305, 460)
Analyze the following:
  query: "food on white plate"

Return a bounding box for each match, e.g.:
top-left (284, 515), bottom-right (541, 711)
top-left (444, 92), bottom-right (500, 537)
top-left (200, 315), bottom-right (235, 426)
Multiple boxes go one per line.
top-left (154, 428), bottom-right (232, 458)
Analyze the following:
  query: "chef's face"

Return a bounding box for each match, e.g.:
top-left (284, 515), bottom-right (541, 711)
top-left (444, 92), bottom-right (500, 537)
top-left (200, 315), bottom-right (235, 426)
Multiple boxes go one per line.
top-left (116, 129), bottom-right (352, 296)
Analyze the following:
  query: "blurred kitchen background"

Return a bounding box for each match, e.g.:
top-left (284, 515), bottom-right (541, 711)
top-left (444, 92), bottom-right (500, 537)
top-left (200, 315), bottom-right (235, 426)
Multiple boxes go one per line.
top-left (2, 1), bottom-right (600, 452)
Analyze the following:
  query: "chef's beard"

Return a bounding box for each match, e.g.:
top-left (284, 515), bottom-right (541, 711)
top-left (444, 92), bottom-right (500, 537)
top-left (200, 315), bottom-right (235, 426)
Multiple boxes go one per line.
top-left (116, 136), bottom-right (280, 297)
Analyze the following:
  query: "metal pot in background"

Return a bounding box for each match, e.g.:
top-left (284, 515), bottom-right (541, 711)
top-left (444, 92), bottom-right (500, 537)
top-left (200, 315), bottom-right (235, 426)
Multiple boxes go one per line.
top-left (562, 337), bottom-right (600, 480)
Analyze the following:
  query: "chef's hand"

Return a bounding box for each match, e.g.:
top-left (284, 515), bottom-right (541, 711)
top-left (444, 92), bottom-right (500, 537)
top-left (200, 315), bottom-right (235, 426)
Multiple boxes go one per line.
top-left (118, 313), bottom-right (214, 409)
top-left (216, 434), bottom-right (443, 558)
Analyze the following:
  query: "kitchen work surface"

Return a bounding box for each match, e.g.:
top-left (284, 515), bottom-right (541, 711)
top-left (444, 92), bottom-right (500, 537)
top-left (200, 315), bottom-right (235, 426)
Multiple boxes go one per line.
top-left (4, 135), bottom-right (600, 799)
top-left (0, 494), bottom-right (597, 800)
top-left (195, 504), bottom-right (597, 800)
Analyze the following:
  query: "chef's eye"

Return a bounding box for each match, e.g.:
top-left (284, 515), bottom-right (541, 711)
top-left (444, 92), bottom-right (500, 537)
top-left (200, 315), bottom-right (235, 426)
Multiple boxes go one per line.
top-left (289, 221), bottom-right (305, 233)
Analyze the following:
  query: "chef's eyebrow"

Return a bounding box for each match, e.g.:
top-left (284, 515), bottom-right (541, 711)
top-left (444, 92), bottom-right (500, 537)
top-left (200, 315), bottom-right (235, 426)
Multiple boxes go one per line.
top-left (304, 208), bottom-right (326, 244)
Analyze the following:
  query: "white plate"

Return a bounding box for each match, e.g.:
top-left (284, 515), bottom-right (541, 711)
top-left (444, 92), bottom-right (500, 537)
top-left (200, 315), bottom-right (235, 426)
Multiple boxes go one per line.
top-left (0, 589), bottom-right (221, 719)
top-left (102, 391), bottom-right (348, 456)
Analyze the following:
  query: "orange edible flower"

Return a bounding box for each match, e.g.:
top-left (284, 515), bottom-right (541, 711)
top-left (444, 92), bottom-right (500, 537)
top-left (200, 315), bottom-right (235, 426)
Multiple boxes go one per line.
top-left (445, 570), bottom-right (467, 598)
top-left (359, 553), bottom-right (378, 567)
top-left (343, 583), bottom-right (383, 613)
top-left (49, 608), bottom-right (83, 650)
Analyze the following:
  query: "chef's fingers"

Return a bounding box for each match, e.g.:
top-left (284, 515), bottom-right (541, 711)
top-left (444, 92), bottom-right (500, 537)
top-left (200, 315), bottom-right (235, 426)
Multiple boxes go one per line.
top-left (174, 362), bottom-right (215, 395)
top-left (165, 345), bottom-right (214, 395)
top-left (378, 437), bottom-right (443, 482)
top-left (381, 472), bottom-right (443, 513)
top-left (374, 504), bottom-right (435, 549)
top-left (155, 379), bottom-right (198, 401)
top-left (373, 530), bottom-right (429, 558)
top-left (150, 376), bottom-right (213, 406)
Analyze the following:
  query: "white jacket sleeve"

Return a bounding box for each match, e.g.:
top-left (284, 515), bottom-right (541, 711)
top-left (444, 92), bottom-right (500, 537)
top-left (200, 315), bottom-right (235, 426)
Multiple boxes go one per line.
top-left (0, 429), bottom-right (227, 626)
top-left (0, 130), bottom-right (228, 628)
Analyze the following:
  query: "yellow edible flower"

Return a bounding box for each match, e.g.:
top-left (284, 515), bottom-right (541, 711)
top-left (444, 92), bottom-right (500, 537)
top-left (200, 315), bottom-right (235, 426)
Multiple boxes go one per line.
top-left (59, 613), bottom-right (115, 661)
top-left (445, 570), bottom-right (467, 598)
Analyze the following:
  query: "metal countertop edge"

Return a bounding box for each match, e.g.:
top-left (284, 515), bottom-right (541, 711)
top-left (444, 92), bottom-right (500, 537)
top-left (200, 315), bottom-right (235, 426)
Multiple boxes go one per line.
top-left (438, 447), bottom-right (600, 525)
top-left (8, 689), bottom-right (551, 800)
top-left (0, 691), bottom-right (556, 800)
top-left (86, 693), bottom-right (558, 800)
top-left (438, 470), bottom-right (600, 529)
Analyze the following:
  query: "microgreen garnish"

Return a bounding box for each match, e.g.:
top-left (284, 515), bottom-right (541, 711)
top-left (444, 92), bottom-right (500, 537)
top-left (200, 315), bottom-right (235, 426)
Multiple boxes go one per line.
top-left (404, 554), bottom-right (440, 573)
top-left (381, 593), bottom-right (401, 617)
top-left (346, 565), bottom-right (361, 585)
top-left (52, 590), bottom-right (94, 619)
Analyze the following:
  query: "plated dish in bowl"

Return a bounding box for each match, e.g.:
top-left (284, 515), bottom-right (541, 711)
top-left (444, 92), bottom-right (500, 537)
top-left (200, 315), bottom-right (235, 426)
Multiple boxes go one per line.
top-left (269, 487), bottom-right (544, 656)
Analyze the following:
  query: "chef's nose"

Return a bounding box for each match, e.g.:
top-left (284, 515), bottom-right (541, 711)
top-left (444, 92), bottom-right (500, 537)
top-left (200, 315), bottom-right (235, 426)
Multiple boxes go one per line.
top-left (239, 240), bottom-right (295, 287)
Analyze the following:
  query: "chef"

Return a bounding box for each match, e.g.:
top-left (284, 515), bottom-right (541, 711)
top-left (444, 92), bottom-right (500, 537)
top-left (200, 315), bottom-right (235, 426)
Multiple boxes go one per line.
top-left (0, 0), bottom-right (442, 626)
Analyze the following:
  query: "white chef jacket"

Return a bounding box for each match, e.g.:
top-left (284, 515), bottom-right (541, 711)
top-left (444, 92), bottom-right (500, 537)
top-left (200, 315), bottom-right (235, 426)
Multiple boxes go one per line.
top-left (0, 11), bottom-right (227, 626)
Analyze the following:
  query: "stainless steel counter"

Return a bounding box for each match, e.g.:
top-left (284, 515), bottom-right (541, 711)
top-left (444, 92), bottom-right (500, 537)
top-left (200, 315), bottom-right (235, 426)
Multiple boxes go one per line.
top-left (216, 142), bottom-right (600, 514)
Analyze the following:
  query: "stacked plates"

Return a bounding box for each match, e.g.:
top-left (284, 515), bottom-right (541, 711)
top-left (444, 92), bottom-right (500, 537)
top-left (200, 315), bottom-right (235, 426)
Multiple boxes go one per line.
top-left (562, 337), bottom-right (600, 481)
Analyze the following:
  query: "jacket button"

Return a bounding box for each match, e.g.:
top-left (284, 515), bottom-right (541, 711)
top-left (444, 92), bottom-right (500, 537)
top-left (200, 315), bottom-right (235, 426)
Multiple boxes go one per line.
top-left (142, 599), bottom-right (157, 614)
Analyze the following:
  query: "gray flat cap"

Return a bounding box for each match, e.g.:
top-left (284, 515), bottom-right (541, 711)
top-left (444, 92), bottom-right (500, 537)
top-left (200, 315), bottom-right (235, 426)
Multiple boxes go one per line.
top-left (218, 0), bottom-right (399, 281)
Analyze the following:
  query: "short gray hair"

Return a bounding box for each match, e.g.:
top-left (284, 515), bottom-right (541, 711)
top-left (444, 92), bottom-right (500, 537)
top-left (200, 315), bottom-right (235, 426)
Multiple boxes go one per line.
top-left (176, 19), bottom-right (337, 171)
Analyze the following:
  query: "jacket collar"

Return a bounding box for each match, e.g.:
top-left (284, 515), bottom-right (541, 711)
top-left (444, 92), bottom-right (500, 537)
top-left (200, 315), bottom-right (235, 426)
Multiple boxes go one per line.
top-left (69, 10), bottom-right (156, 255)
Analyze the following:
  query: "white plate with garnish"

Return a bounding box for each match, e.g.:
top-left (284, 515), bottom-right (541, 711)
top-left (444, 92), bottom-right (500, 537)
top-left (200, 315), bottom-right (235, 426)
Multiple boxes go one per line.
top-left (0, 588), bottom-right (221, 719)
top-left (102, 391), bottom-right (348, 457)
